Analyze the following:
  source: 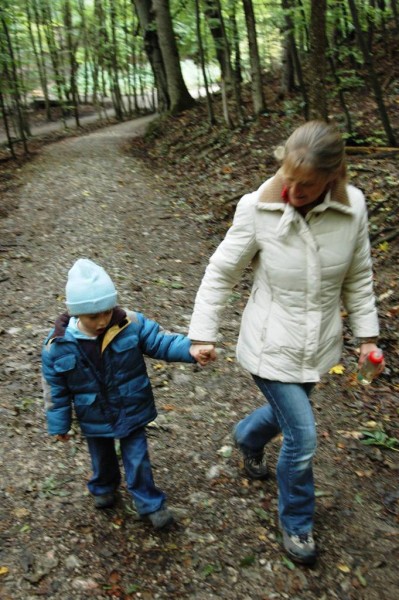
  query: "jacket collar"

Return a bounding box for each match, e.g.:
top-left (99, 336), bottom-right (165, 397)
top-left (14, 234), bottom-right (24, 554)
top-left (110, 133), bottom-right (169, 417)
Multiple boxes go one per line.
top-left (256, 170), bottom-right (353, 215)
top-left (48, 307), bottom-right (130, 349)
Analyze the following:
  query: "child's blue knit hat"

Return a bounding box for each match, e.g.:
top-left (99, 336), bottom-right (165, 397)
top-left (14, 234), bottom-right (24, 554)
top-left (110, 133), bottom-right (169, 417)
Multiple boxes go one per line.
top-left (65, 258), bottom-right (117, 315)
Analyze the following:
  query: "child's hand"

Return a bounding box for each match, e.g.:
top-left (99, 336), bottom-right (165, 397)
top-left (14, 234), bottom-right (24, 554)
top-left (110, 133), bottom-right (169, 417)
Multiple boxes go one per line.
top-left (190, 344), bottom-right (217, 366)
top-left (55, 433), bottom-right (70, 442)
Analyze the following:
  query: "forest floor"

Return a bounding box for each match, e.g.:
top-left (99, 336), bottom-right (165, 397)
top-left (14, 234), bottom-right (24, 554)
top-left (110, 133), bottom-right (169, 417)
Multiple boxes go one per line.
top-left (0, 84), bottom-right (398, 600)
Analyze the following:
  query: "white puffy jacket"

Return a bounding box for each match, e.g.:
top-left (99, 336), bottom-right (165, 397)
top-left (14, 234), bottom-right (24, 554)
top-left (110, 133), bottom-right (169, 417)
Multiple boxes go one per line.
top-left (189, 172), bottom-right (379, 382)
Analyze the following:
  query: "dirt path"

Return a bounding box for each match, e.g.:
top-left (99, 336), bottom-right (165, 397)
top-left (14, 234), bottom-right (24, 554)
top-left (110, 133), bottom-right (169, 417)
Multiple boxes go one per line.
top-left (0, 119), bottom-right (398, 600)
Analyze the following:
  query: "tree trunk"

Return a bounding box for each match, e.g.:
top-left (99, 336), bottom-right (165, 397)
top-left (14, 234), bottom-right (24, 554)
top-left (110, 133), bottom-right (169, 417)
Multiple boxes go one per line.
top-left (391, 0), bottom-right (399, 32)
top-left (77, 0), bottom-right (90, 104)
top-left (347, 0), bottom-right (397, 146)
top-left (228, 3), bottom-right (244, 123)
top-left (0, 12), bottom-right (29, 152)
top-left (367, 0), bottom-right (376, 51)
top-left (194, 0), bottom-right (215, 125)
top-left (327, 50), bottom-right (353, 135)
top-left (63, 0), bottom-right (80, 127)
top-left (242, 0), bottom-right (266, 115)
top-left (203, 0), bottom-right (235, 126)
top-left (133, 0), bottom-right (169, 112)
top-left (26, 0), bottom-right (52, 120)
top-left (281, 33), bottom-right (296, 94)
top-left (0, 86), bottom-right (16, 158)
top-left (109, 0), bottom-right (125, 120)
top-left (152, 0), bottom-right (195, 114)
top-left (203, 0), bottom-right (233, 83)
top-left (281, 0), bottom-right (309, 119)
top-left (307, 0), bottom-right (328, 120)
top-left (40, 0), bottom-right (68, 123)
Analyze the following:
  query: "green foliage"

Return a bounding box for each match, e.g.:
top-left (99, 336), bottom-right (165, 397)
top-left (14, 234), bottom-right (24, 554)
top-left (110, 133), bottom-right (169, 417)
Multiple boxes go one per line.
top-left (253, 507), bottom-right (271, 522)
top-left (361, 429), bottom-right (399, 451)
top-left (240, 554), bottom-right (256, 567)
top-left (15, 397), bottom-right (36, 412)
top-left (342, 128), bottom-right (386, 147)
top-left (201, 563), bottom-right (221, 577)
top-left (335, 68), bottom-right (364, 90)
top-left (41, 475), bottom-right (72, 496)
top-left (281, 555), bottom-right (296, 570)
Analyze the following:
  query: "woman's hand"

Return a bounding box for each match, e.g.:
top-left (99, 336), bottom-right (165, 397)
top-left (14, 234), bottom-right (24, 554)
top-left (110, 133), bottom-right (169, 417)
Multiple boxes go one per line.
top-left (190, 344), bottom-right (217, 366)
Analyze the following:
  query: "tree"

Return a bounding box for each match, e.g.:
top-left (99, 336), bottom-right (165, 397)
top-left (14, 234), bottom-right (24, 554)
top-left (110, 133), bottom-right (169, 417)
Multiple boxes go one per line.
top-left (194, 0), bottom-right (216, 125)
top-left (25, 0), bottom-right (52, 120)
top-left (281, 0), bottom-right (309, 118)
top-left (0, 5), bottom-right (29, 152)
top-left (203, 0), bottom-right (235, 126)
top-left (63, 0), bottom-right (80, 126)
top-left (133, 0), bottom-right (170, 112)
top-left (347, 0), bottom-right (397, 146)
top-left (152, 0), bottom-right (195, 113)
top-left (108, 0), bottom-right (126, 120)
top-left (242, 0), bottom-right (266, 115)
top-left (307, 0), bottom-right (328, 120)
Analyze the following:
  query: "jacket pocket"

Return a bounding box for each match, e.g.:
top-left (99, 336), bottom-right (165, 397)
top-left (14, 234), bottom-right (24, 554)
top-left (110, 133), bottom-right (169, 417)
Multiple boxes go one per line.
top-left (74, 392), bottom-right (97, 406)
top-left (73, 393), bottom-right (105, 425)
top-left (112, 336), bottom-right (138, 353)
top-left (53, 354), bottom-right (76, 373)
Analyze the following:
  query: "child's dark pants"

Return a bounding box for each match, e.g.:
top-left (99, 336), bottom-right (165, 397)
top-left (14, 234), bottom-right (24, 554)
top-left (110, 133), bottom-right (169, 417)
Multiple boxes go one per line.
top-left (86, 427), bottom-right (166, 515)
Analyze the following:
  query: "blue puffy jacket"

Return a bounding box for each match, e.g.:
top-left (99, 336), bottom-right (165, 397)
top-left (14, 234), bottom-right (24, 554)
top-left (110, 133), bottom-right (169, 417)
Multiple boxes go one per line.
top-left (42, 308), bottom-right (195, 438)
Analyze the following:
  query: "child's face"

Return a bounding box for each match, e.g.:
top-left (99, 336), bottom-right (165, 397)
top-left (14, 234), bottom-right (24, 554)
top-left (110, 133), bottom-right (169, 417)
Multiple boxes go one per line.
top-left (78, 310), bottom-right (113, 337)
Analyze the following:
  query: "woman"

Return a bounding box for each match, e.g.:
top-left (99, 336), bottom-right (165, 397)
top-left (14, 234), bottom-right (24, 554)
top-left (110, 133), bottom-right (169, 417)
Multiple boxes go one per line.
top-left (189, 120), bottom-right (384, 565)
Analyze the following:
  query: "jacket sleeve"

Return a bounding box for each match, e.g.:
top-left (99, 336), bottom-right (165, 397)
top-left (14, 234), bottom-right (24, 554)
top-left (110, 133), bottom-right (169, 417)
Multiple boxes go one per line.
top-left (137, 313), bottom-right (196, 363)
top-left (188, 193), bottom-right (260, 342)
top-left (341, 191), bottom-right (380, 338)
top-left (41, 341), bottom-right (73, 435)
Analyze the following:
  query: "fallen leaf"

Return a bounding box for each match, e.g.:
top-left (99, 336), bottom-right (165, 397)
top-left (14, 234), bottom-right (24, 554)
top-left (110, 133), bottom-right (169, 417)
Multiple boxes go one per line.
top-left (329, 364), bottom-right (345, 375)
top-left (378, 289), bottom-right (394, 301)
top-left (108, 570), bottom-right (121, 584)
top-left (160, 404), bottom-right (175, 411)
top-left (354, 470), bottom-right (373, 477)
top-left (338, 563), bottom-right (351, 573)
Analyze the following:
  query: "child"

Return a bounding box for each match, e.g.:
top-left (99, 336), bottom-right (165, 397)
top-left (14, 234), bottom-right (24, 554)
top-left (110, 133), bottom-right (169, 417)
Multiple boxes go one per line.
top-left (42, 258), bottom-right (213, 529)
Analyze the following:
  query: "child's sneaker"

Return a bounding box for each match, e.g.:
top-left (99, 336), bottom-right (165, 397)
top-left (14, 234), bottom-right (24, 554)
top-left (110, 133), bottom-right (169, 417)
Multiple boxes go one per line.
top-left (281, 528), bottom-right (317, 565)
top-left (148, 504), bottom-right (174, 529)
top-left (93, 492), bottom-right (116, 509)
top-left (233, 430), bottom-right (269, 480)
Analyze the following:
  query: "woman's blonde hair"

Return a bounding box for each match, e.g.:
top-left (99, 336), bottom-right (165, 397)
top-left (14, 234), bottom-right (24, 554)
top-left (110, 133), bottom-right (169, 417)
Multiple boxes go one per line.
top-left (275, 120), bottom-right (347, 179)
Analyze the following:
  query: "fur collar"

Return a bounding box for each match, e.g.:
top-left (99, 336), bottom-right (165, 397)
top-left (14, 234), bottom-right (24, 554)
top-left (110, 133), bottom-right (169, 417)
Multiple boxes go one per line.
top-left (257, 170), bottom-right (350, 207)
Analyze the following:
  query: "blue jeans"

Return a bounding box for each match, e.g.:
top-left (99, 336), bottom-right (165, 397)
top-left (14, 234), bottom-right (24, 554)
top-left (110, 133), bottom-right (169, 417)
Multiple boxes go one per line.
top-left (234, 376), bottom-right (316, 535)
top-left (86, 427), bottom-right (165, 515)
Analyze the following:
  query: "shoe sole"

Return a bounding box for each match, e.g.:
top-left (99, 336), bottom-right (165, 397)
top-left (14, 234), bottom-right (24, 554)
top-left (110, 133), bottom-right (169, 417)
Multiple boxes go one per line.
top-left (93, 494), bottom-right (116, 509)
top-left (243, 466), bottom-right (270, 481)
top-left (284, 548), bottom-right (317, 566)
top-left (149, 515), bottom-right (175, 529)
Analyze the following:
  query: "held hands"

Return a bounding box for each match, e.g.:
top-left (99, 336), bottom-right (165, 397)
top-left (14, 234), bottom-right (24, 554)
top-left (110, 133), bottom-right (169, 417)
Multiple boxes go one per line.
top-left (358, 342), bottom-right (385, 375)
top-left (190, 344), bottom-right (217, 367)
top-left (55, 433), bottom-right (70, 442)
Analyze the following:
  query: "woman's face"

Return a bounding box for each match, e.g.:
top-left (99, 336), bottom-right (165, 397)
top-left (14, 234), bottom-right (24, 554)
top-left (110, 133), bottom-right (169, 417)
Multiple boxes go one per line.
top-left (282, 164), bottom-right (335, 210)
